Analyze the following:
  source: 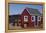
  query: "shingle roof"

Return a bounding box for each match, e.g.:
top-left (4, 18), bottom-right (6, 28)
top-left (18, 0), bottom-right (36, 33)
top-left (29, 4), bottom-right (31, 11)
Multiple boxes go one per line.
top-left (25, 7), bottom-right (41, 16)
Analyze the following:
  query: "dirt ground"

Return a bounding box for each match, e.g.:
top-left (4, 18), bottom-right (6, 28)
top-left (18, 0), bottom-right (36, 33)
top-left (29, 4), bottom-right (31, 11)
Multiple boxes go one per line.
top-left (8, 23), bottom-right (43, 31)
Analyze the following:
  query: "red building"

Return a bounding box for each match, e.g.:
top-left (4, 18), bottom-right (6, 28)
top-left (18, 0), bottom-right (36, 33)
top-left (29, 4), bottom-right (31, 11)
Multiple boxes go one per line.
top-left (9, 7), bottom-right (42, 28)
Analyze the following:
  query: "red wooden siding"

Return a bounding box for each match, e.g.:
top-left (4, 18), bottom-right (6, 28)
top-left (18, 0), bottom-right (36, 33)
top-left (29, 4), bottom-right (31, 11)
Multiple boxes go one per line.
top-left (21, 9), bottom-right (32, 28)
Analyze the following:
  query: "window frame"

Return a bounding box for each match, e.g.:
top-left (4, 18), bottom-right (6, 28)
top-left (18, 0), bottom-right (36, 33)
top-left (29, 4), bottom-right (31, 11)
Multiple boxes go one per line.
top-left (31, 16), bottom-right (35, 22)
top-left (24, 16), bottom-right (28, 22)
top-left (37, 16), bottom-right (41, 21)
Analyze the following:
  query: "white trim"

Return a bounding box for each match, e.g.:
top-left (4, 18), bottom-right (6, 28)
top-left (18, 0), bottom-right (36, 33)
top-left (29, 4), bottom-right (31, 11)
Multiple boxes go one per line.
top-left (26, 8), bottom-right (31, 15)
top-left (31, 16), bottom-right (35, 22)
top-left (37, 16), bottom-right (41, 21)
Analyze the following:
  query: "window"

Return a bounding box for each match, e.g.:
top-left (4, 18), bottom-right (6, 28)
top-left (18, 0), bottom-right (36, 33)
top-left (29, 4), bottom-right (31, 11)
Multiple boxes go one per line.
top-left (31, 16), bottom-right (35, 21)
top-left (37, 16), bottom-right (41, 21)
top-left (24, 16), bottom-right (28, 22)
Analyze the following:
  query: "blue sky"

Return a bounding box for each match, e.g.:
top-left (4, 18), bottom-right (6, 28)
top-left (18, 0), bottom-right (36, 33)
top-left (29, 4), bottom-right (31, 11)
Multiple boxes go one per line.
top-left (9, 4), bottom-right (43, 15)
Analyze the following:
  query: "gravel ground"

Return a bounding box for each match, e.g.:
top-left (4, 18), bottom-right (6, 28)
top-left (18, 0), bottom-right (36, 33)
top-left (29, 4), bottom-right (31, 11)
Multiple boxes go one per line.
top-left (8, 23), bottom-right (43, 30)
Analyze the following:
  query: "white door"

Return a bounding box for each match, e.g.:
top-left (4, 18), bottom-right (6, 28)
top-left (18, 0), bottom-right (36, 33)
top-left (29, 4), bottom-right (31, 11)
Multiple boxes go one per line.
top-left (24, 24), bottom-right (27, 28)
top-left (19, 23), bottom-right (21, 26)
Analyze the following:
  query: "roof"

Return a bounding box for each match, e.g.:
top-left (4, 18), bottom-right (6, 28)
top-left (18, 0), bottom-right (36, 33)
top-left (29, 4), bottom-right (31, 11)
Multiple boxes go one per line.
top-left (25, 7), bottom-right (41, 16)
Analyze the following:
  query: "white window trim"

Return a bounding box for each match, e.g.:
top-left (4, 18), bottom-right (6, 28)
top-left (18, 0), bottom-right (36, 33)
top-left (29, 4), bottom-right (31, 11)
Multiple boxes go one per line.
top-left (24, 16), bottom-right (28, 22)
top-left (31, 16), bottom-right (35, 22)
top-left (37, 16), bottom-right (41, 21)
